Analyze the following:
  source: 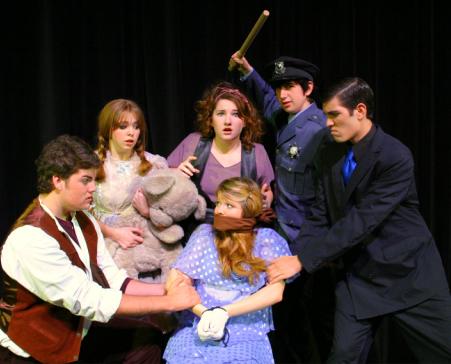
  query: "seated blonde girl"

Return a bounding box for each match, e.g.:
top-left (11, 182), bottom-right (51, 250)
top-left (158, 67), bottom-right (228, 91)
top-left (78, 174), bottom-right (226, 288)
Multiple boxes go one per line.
top-left (163, 177), bottom-right (292, 364)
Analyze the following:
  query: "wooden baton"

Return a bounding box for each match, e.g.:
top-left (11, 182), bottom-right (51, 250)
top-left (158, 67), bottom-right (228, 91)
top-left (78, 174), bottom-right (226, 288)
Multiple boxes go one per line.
top-left (228, 10), bottom-right (270, 71)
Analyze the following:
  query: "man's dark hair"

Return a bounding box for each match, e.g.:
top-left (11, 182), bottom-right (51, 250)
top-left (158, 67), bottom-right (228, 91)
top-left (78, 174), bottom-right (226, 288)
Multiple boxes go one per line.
top-left (323, 77), bottom-right (375, 120)
top-left (272, 78), bottom-right (319, 104)
top-left (35, 134), bottom-right (100, 193)
top-left (272, 78), bottom-right (310, 93)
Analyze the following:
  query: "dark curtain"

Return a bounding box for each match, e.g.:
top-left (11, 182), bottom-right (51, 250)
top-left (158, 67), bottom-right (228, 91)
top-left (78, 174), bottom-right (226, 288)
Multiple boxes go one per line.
top-left (2, 1), bottom-right (450, 362)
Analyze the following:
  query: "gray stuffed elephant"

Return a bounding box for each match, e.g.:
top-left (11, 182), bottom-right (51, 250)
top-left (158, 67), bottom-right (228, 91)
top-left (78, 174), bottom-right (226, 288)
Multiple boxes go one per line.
top-left (105, 169), bottom-right (206, 282)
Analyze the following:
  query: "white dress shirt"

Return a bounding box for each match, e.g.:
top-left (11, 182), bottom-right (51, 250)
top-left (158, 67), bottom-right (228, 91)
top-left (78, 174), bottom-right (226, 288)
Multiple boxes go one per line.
top-left (0, 200), bottom-right (127, 357)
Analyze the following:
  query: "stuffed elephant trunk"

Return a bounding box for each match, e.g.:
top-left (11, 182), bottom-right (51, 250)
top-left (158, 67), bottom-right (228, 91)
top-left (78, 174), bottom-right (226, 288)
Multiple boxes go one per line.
top-left (148, 207), bottom-right (173, 227)
top-left (148, 222), bottom-right (184, 244)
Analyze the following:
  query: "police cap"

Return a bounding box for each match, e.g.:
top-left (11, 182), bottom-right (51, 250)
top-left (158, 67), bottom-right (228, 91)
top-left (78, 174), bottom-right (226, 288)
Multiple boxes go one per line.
top-left (265, 56), bottom-right (319, 85)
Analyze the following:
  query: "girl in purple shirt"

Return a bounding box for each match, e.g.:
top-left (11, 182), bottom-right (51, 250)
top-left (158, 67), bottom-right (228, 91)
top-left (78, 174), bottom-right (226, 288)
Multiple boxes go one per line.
top-left (167, 82), bottom-right (274, 223)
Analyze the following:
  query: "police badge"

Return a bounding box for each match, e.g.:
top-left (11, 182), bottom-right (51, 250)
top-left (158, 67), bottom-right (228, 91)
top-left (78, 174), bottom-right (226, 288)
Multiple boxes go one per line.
top-left (274, 61), bottom-right (285, 75)
top-left (287, 143), bottom-right (300, 159)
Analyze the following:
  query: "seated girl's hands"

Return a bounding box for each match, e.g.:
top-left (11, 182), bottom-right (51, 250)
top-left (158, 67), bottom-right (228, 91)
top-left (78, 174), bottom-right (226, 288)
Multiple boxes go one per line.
top-left (177, 155), bottom-right (200, 178)
top-left (110, 226), bottom-right (143, 249)
top-left (132, 188), bottom-right (150, 218)
top-left (197, 307), bottom-right (229, 341)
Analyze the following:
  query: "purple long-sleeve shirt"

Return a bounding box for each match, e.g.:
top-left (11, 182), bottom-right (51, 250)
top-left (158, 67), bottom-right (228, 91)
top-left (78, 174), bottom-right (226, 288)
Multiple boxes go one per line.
top-left (167, 132), bottom-right (274, 202)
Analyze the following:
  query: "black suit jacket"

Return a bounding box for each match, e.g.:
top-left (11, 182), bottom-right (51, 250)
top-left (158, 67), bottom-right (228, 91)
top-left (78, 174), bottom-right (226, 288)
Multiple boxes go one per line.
top-left (294, 125), bottom-right (449, 319)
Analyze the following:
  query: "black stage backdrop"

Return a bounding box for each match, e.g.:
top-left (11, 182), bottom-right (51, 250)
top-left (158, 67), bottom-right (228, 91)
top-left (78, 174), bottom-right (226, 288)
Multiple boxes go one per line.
top-left (2, 1), bottom-right (450, 362)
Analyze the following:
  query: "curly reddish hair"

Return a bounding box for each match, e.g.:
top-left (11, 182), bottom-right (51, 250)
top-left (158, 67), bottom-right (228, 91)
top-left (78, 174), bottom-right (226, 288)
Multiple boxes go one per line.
top-left (194, 82), bottom-right (263, 150)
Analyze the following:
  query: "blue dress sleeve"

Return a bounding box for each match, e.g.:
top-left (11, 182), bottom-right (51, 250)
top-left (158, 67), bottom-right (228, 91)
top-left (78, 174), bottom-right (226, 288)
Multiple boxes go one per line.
top-left (171, 224), bottom-right (215, 279)
top-left (254, 228), bottom-right (299, 283)
top-left (254, 228), bottom-right (292, 262)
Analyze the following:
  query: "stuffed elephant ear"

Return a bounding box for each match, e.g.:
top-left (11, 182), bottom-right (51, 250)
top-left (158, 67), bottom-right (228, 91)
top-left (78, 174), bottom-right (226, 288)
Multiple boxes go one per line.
top-left (143, 176), bottom-right (176, 196)
top-left (194, 195), bottom-right (207, 220)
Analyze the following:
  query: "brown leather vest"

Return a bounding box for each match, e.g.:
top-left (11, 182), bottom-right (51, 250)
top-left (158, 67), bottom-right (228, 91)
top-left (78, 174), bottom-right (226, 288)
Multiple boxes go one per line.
top-left (0, 199), bottom-right (109, 364)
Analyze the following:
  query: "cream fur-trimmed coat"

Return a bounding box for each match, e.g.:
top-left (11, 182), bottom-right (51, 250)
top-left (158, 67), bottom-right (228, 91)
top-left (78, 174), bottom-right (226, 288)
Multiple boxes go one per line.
top-left (95, 155), bottom-right (206, 282)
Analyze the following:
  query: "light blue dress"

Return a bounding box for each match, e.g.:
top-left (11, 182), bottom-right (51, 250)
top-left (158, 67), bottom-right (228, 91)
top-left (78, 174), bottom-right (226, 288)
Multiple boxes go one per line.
top-left (163, 224), bottom-right (291, 364)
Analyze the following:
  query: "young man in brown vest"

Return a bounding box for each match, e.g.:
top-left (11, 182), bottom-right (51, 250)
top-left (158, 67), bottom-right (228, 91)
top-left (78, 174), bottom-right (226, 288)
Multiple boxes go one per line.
top-left (0, 135), bottom-right (200, 363)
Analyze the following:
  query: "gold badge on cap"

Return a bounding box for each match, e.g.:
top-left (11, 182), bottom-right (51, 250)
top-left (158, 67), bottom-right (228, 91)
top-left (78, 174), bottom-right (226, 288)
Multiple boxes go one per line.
top-left (274, 61), bottom-right (285, 75)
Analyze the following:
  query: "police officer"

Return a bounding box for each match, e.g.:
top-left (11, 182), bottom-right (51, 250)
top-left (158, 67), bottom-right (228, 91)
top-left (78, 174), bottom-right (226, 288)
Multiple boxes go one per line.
top-left (230, 52), bottom-right (334, 363)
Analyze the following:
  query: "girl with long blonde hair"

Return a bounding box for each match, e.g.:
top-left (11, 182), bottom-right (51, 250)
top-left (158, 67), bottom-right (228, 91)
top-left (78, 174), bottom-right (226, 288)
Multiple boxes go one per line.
top-left (164, 177), bottom-right (292, 364)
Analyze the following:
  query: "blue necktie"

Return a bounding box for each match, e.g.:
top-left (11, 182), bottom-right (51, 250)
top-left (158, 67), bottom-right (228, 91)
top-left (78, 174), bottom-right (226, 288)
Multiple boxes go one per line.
top-left (342, 147), bottom-right (357, 186)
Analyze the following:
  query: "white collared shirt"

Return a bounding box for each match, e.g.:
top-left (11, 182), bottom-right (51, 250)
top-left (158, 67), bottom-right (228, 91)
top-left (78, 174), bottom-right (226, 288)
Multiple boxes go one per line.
top-left (0, 200), bottom-right (127, 357)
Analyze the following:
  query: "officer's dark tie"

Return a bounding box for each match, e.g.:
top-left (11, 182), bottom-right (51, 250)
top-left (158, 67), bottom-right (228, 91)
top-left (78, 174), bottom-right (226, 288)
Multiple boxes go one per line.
top-left (342, 146), bottom-right (357, 186)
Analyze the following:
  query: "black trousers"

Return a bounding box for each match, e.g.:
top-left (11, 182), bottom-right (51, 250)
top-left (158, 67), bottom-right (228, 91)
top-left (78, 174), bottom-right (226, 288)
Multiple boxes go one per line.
top-left (79, 325), bottom-right (165, 364)
top-left (269, 267), bottom-right (337, 364)
top-left (0, 346), bottom-right (39, 364)
top-left (328, 284), bottom-right (451, 364)
top-left (0, 327), bottom-right (164, 364)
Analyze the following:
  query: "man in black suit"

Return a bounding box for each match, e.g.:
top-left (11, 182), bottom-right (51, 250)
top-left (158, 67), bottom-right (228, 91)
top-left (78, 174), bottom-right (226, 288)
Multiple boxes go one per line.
top-left (268, 77), bottom-right (451, 363)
